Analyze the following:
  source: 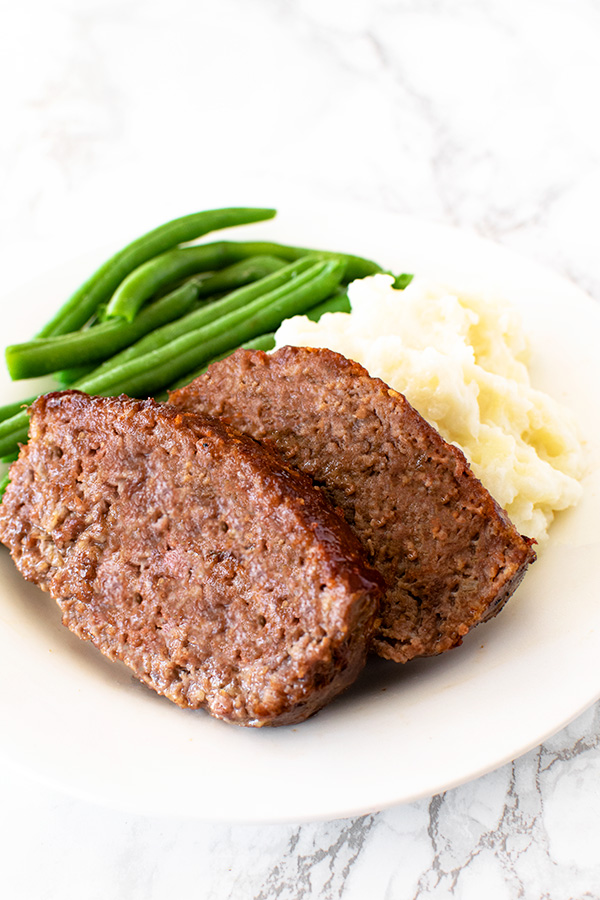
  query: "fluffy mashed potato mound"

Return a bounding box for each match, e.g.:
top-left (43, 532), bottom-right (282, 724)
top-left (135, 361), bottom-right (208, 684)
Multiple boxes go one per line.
top-left (274, 274), bottom-right (583, 543)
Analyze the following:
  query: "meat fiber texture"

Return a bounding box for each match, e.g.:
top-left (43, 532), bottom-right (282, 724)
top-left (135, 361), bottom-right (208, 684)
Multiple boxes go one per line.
top-left (170, 346), bottom-right (537, 664)
top-left (0, 391), bottom-right (382, 726)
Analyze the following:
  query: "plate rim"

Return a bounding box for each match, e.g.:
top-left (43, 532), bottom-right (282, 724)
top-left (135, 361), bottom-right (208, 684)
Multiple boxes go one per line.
top-left (0, 203), bottom-right (598, 823)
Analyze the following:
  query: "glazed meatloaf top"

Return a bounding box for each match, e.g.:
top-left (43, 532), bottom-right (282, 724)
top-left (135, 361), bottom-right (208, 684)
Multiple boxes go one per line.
top-left (0, 391), bottom-right (382, 726)
top-left (170, 346), bottom-right (536, 663)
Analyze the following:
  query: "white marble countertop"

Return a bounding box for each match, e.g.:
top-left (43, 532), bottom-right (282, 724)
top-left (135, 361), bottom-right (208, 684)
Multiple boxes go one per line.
top-left (1, 1), bottom-right (600, 896)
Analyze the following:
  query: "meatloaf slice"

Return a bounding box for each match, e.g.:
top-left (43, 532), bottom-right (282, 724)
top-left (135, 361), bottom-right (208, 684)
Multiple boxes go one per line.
top-left (0, 391), bottom-right (382, 726)
top-left (170, 346), bottom-right (536, 663)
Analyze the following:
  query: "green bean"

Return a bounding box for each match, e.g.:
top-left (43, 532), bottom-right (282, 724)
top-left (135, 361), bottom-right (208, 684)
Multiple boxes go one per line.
top-left (102, 247), bottom-right (284, 322)
top-left (393, 273), bottom-right (414, 290)
top-left (56, 307), bottom-right (111, 383)
top-left (194, 256), bottom-right (286, 298)
top-left (0, 471), bottom-right (10, 500)
top-left (169, 289), bottom-right (352, 391)
top-left (167, 332), bottom-right (277, 392)
top-left (36, 208), bottom-right (276, 338)
top-left (0, 396), bottom-right (37, 424)
top-left (0, 332), bottom-right (275, 458)
top-left (57, 255), bottom-right (280, 385)
top-left (96, 237), bottom-right (383, 288)
top-left (0, 412), bottom-right (28, 459)
top-left (185, 239), bottom-right (385, 282)
top-left (83, 257), bottom-right (320, 380)
top-left (295, 272), bottom-right (413, 324)
top-left (56, 364), bottom-right (95, 386)
top-left (6, 278), bottom-right (203, 381)
top-left (53, 259), bottom-right (347, 386)
top-left (100, 245), bottom-right (229, 322)
top-left (293, 272), bottom-right (413, 323)
top-left (306, 289), bottom-right (351, 320)
top-left (0, 260), bottom-right (344, 459)
top-left (72, 259), bottom-right (344, 400)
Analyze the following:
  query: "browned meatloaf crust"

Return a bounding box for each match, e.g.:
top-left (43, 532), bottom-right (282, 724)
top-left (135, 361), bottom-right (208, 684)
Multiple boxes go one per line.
top-left (170, 346), bottom-right (536, 663)
top-left (0, 391), bottom-right (382, 726)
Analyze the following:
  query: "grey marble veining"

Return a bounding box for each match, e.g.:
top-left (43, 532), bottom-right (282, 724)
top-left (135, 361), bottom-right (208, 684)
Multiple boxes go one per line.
top-left (1, 0), bottom-right (600, 896)
top-left (2, 703), bottom-right (599, 898)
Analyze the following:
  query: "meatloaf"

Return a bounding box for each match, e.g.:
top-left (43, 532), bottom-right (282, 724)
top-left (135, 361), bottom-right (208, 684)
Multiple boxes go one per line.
top-left (0, 391), bottom-right (382, 726)
top-left (170, 346), bottom-right (536, 663)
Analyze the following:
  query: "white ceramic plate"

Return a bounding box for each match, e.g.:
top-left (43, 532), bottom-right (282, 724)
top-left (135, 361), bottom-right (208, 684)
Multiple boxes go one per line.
top-left (1, 204), bottom-right (599, 824)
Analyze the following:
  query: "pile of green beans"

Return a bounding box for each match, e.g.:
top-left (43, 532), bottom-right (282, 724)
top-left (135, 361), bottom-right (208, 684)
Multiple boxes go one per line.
top-left (6, 278), bottom-right (202, 380)
top-left (36, 207), bottom-right (277, 337)
top-left (0, 206), bottom-right (405, 472)
top-left (64, 256), bottom-right (322, 383)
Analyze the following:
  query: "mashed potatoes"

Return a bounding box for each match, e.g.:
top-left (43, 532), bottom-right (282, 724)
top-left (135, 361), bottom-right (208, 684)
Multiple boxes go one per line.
top-left (274, 274), bottom-right (583, 543)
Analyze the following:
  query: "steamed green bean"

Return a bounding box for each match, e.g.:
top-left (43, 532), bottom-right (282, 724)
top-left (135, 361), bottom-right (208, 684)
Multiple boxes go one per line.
top-left (6, 278), bottom-right (201, 380)
top-left (72, 259), bottom-right (344, 400)
top-left (36, 207), bottom-right (276, 337)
